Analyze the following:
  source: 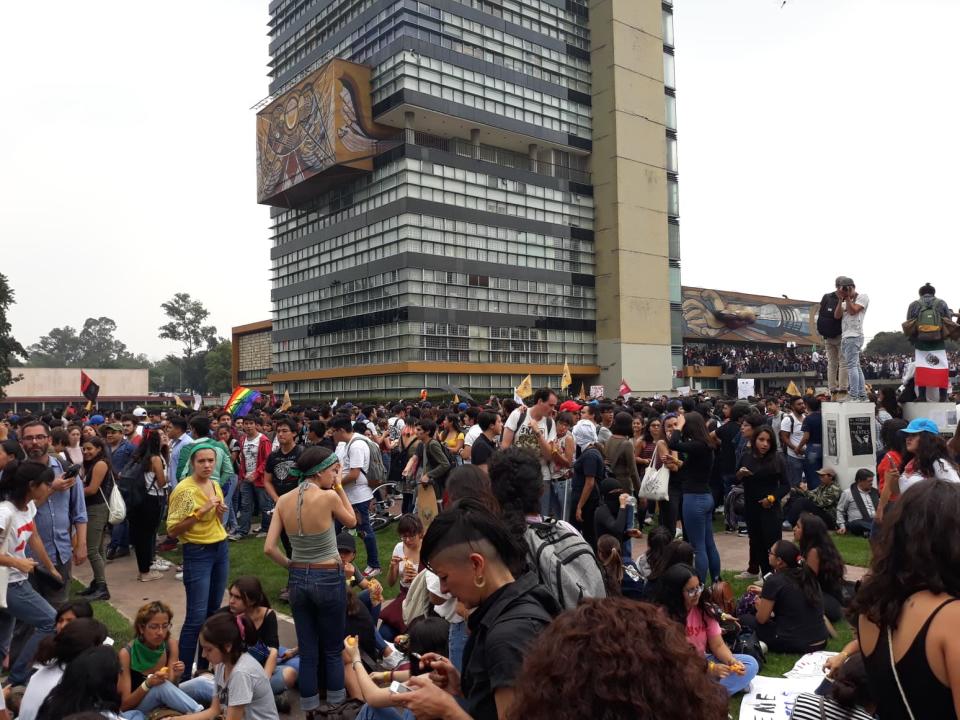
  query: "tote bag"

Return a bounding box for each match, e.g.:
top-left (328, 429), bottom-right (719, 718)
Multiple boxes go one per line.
top-left (638, 450), bottom-right (670, 501)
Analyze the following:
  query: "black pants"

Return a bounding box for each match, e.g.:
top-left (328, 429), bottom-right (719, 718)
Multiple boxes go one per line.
top-left (785, 497), bottom-right (835, 529)
top-left (740, 613), bottom-right (827, 655)
top-left (658, 486), bottom-right (683, 534)
top-left (745, 506), bottom-right (782, 575)
top-left (129, 495), bottom-right (162, 573)
top-left (573, 496), bottom-right (599, 549)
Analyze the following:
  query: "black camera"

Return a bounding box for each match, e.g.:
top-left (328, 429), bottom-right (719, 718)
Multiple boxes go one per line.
top-left (62, 464), bottom-right (81, 479)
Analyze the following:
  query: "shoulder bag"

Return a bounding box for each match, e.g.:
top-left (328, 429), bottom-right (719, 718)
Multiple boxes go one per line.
top-left (638, 447), bottom-right (670, 501)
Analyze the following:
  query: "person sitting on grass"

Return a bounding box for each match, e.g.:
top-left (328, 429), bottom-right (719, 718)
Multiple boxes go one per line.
top-left (54, 599), bottom-right (94, 634)
top-left (596, 534), bottom-right (644, 600)
top-left (654, 563), bottom-right (759, 696)
top-left (379, 514), bottom-right (424, 642)
top-left (792, 652), bottom-right (876, 719)
top-left (641, 539), bottom-right (695, 600)
top-left (118, 600), bottom-right (202, 718)
top-left (36, 646), bottom-right (123, 720)
top-left (794, 512), bottom-right (847, 625)
top-left (739, 540), bottom-right (829, 655)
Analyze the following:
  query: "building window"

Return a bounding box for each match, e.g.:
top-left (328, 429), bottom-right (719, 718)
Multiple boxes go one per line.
top-left (663, 51), bottom-right (676, 89)
top-left (662, 8), bottom-right (674, 47)
top-left (667, 178), bottom-right (680, 217)
top-left (665, 93), bottom-right (677, 130)
top-left (666, 135), bottom-right (678, 173)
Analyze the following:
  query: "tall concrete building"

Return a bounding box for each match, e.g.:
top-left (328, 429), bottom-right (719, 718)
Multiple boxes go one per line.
top-left (258, 0), bottom-right (680, 401)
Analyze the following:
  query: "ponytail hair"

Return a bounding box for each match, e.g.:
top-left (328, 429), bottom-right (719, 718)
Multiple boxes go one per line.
top-left (199, 611), bottom-right (257, 665)
top-left (596, 534), bottom-right (624, 596)
top-left (772, 540), bottom-right (822, 608)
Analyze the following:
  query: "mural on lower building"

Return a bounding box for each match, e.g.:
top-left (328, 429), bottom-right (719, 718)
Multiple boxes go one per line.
top-left (681, 287), bottom-right (820, 345)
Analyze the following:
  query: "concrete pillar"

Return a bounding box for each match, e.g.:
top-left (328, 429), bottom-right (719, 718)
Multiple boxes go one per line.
top-left (528, 144), bottom-right (538, 173)
top-left (470, 128), bottom-right (481, 159)
top-left (404, 111), bottom-right (415, 144)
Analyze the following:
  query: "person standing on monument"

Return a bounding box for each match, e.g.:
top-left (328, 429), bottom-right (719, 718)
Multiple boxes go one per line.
top-left (834, 277), bottom-right (870, 402)
top-left (905, 283), bottom-right (956, 402)
top-left (818, 278), bottom-right (848, 399)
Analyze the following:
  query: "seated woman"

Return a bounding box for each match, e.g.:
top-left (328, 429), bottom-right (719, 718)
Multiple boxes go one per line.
top-left (794, 512), bottom-right (846, 624)
top-left (18, 619), bottom-right (107, 720)
top-left (596, 534), bottom-right (644, 600)
top-left (739, 540), bottom-right (829, 654)
top-left (792, 652), bottom-right (876, 720)
top-left (635, 525), bottom-right (673, 579)
top-left (344, 616), bottom-right (451, 720)
top-left (653, 563), bottom-right (759, 696)
top-left (54, 599), bottom-right (94, 633)
top-left (228, 577), bottom-right (299, 702)
top-left (379, 514), bottom-right (424, 642)
top-left (509, 598), bottom-right (729, 720)
top-left (118, 600), bottom-right (201, 718)
top-left (36, 646), bottom-right (123, 720)
top-left (389, 499), bottom-right (559, 720)
top-left (641, 539), bottom-right (695, 600)
top-left (593, 476), bottom-right (643, 551)
top-left (172, 612), bottom-right (279, 720)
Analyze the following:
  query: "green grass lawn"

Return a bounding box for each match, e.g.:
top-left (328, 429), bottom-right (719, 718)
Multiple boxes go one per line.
top-left (722, 570), bottom-right (854, 716)
top-left (69, 580), bottom-right (134, 646)
top-left (162, 523), bottom-right (404, 609)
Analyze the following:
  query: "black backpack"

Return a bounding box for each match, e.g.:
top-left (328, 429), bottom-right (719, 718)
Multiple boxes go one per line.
top-left (817, 292), bottom-right (843, 339)
top-left (117, 457), bottom-right (157, 512)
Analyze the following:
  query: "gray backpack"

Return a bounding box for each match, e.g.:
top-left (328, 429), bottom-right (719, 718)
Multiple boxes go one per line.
top-left (524, 518), bottom-right (606, 610)
top-left (347, 435), bottom-right (387, 485)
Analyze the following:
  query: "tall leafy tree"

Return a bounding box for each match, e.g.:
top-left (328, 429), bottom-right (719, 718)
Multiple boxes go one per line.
top-left (158, 293), bottom-right (218, 358)
top-left (27, 325), bottom-right (83, 366)
top-left (204, 340), bottom-right (233, 394)
top-left (28, 317), bottom-right (137, 368)
top-left (0, 273), bottom-right (28, 397)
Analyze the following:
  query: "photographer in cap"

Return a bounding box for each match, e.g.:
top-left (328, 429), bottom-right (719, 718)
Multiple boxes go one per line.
top-left (833, 277), bottom-right (870, 402)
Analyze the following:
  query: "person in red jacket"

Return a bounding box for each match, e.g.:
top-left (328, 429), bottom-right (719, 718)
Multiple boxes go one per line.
top-left (234, 415), bottom-right (273, 539)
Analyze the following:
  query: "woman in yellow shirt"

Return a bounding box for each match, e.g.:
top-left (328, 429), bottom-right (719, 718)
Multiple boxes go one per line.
top-left (165, 446), bottom-right (228, 680)
top-left (439, 413), bottom-right (465, 465)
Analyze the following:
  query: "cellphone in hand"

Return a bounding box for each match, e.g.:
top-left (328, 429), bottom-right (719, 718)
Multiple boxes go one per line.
top-left (389, 681), bottom-right (412, 694)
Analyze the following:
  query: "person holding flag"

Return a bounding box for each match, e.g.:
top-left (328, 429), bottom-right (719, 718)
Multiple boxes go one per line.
top-left (619, 379), bottom-right (633, 401)
top-left (905, 284), bottom-right (958, 402)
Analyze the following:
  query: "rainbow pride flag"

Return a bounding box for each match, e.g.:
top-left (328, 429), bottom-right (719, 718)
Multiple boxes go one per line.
top-left (225, 387), bottom-right (261, 418)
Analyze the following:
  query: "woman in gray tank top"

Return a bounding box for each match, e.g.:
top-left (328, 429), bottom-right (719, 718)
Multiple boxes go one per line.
top-left (264, 446), bottom-right (356, 720)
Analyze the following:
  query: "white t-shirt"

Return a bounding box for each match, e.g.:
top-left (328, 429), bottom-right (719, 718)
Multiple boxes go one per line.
top-left (387, 417), bottom-right (406, 440)
top-left (392, 541), bottom-right (419, 589)
top-left (0, 500), bottom-right (37, 584)
top-left (463, 424), bottom-right (483, 452)
top-left (841, 293), bottom-right (869, 338)
top-left (505, 408), bottom-right (556, 483)
top-left (18, 663), bottom-right (63, 720)
top-left (899, 459), bottom-right (960, 494)
top-left (215, 652), bottom-right (279, 720)
top-left (337, 434), bottom-right (373, 505)
top-left (242, 434), bottom-right (264, 478)
top-left (780, 413), bottom-right (806, 459)
top-left (144, 456), bottom-right (168, 497)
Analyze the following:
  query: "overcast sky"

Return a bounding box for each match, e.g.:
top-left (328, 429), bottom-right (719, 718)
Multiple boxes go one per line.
top-left (3, 0), bottom-right (958, 360)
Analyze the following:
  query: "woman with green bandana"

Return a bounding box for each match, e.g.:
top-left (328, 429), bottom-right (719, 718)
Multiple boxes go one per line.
top-left (118, 600), bottom-right (203, 716)
top-left (264, 446), bottom-right (356, 720)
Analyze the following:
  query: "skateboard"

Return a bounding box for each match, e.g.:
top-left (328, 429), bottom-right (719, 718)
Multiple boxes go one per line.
top-left (417, 482), bottom-right (439, 529)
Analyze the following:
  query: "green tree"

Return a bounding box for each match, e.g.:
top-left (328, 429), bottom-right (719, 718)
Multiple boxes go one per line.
top-left (78, 317), bottom-right (131, 367)
top-left (865, 330), bottom-right (960, 355)
top-left (158, 293), bottom-right (218, 358)
top-left (0, 273), bottom-right (28, 398)
top-left (204, 340), bottom-right (232, 394)
top-left (27, 325), bottom-right (83, 366)
top-left (149, 356), bottom-right (181, 392)
top-left (27, 317), bottom-right (139, 368)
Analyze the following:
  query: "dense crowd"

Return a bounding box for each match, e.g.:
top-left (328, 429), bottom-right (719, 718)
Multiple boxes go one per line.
top-left (0, 380), bottom-right (959, 720)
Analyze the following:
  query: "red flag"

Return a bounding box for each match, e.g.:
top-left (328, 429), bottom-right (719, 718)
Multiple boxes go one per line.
top-left (80, 371), bottom-right (100, 403)
top-left (618, 379), bottom-right (632, 399)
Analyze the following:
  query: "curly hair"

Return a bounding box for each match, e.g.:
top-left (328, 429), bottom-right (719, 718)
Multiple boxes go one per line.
top-left (796, 513), bottom-right (845, 598)
top-left (850, 479), bottom-right (960, 630)
top-left (134, 600), bottom-right (174, 641)
top-left (899, 431), bottom-right (958, 478)
top-left (508, 598), bottom-right (728, 720)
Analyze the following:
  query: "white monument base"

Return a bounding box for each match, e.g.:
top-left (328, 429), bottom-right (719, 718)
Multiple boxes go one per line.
top-left (821, 402), bottom-right (878, 491)
top-left (902, 402), bottom-right (958, 436)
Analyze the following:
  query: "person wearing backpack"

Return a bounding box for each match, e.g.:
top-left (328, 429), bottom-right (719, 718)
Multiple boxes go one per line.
top-left (415, 419), bottom-right (452, 497)
top-left (906, 283), bottom-right (956, 402)
top-left (489, 447), bottom-right (607, 610)
top-left (818, 278), bottom-right (848, 398)
top-left (124, 429), bottom-right (168, 583)
top-left (331, 415), bottom-right (382, 578)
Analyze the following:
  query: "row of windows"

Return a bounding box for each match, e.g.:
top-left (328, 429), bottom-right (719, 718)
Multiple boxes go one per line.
top-left (270, 0), bottom-right (375, 69)
top-left (276, 373), bottom-right (567, 398)
top-left (448, 0), bottom-right (589, 48)
top-left (374, 53), bottom-right (592, 138)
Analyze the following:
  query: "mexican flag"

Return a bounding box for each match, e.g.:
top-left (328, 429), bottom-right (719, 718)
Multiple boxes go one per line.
top-left (915, 348), bottom-right (950, 388)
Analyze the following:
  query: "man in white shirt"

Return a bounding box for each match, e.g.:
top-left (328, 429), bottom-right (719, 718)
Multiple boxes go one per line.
top-left (834, 277), bottom-right (870, 401)
top-left (501, 387), bottom-right (558, 513)
top-left (779, 396), bottom-right (807, 488)
top-left (331, 415), bottom-right (380, 578)
top-left (461, 408), bottom-right (482, 463)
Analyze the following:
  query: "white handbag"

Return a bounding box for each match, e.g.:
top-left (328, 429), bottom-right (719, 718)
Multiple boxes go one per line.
top-left (638, 453), bottom-right (670, 502)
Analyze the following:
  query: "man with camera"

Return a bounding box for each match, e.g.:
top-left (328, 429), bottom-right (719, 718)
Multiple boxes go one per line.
top-left (817, 278), bottom-right (848, 398)
top-left (833, 276), bottom-right (870, 402)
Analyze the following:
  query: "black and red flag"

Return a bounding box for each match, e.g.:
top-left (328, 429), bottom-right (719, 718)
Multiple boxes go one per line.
top-left (80, 370), bottom-right (100, 403)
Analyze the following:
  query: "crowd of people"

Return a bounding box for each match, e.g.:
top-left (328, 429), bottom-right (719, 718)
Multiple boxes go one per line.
top-left (0, 375), bottom-right (959, 719)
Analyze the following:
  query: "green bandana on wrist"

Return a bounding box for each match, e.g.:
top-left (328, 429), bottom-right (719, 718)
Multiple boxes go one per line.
top-left (289, 452), bottom-right (339, 479)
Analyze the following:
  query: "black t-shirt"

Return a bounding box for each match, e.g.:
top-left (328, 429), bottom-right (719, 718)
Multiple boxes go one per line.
top-left (265, 444), bottom-right (303, 493)
top-left (470, 434), bottom-right (497, 467)
top-left (715, 421), bottom-right (741, 475)
top-left (801, 412), bottom-right (823, 445)
top-left (760, 572), bottom-right (827, 647)
top-left (571, 447), bottom-right (605, 500)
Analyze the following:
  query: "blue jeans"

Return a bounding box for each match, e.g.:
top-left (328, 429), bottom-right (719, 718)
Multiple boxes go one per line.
top-left (254, 486), bottom-right (275, 533)
top-left (449, 620), bottom-right (468, 673)
top-left (289, 566), bottom-right (347, 710)
top-left (132, 680), bottom-right (202, 715)
top-left (681, 493), bottom-right (721, 582)
top-left (841, 335), bottom-right (866, 400)
top-left (356, 707), bottom-right (415, 720)
top-left (220, 474), bottom-right (238, 533)
top-left (109, 520), bottom-right (130, 551)
top-left (0, 579), bottom-right (56, 684)
top-left (708, 653), bottom-right (759, 696)
top-left (785, 454), bottom-right (805, 488)
top-left (337, 501), bottom-right (380, 570)
top-left (804, 444), bottom-right (823, 488)
top-left (622, 502), bottom-right (635, 558)
top-left (179, 541), bottom-right (229, 679)
top-left (237, 480), bottom-right (256, 536)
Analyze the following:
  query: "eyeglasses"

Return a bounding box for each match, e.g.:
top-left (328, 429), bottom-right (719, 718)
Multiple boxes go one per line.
top-left (21, 435), bottom-right (48, 442)
top-left (685, 584), bottom-right (705, 598)
top-left (146, 623), bottom-right (171, 631)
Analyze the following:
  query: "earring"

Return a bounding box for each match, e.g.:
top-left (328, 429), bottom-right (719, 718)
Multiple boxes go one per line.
top-left (474, 575), bottom-right (486, 588)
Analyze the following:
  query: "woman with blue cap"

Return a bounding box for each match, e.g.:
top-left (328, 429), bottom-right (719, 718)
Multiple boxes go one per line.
top-left (882, 418), bottom-right (959, 502)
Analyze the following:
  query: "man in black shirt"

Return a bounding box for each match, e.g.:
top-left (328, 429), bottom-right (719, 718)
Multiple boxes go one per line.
top-left (470, 411), bottom-right (502, 471)
top-left (263, 416), bottom-right (302, 601)
top-left (818, 278), bottom-right (849, 397)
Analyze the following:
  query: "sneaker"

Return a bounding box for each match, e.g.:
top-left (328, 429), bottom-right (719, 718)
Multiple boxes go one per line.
top-left (758, 640), bottom-right (769, 656)
top-left (674, 528), bottom-right (683, 539)
top-left (228, 533), bottom-right (241, 542)
top-left (175, 571), bottom-right (184, 581)
top-left (362, 566), bottom-right (382, 579)
top-left (381, 642), bottom-right (406, 669)
top-left (256, 531), bottom-right (268, 538)
top-left (106, 546), bottom-right (118, 561)
top-left (643, 517), bottom-right (654, 526)
top-left (782, 521), bottom-right (792, 530)
top-left (139, 570), bottom-right (164, 582)
top-left (734, 570), bottom-right (758, 580)
top-left (150, 559), bottom-right (171, 571)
